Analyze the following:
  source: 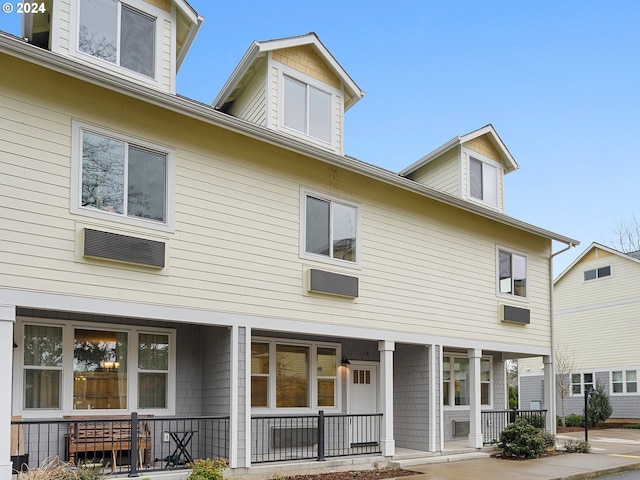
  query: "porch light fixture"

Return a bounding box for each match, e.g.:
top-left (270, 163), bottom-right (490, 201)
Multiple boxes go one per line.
top-left (584, 386), bottom-right (598, 443)
top-left (341, 357), bottom-right (350, 365)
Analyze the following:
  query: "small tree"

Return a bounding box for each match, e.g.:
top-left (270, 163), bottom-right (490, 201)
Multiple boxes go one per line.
top-left (555, 344), bottom-right (577, 427)
top-left (588, 384), bottom-right (612, 427)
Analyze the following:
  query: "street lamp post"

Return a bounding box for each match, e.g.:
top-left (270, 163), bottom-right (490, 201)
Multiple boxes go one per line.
top-left (584, 386), bottom-right (598, 443)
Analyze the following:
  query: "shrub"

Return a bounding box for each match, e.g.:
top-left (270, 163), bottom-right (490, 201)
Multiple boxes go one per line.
top-left (564, 414), bottom-right (584, 427)
top-left (187, 457), bottom-right (228, 480)
top-left (522, 413), bottom-right (545, 430)
top-left (588, 384), bottom-right (612, 427)
top-left (563, 438), bottom-right (591, 453)
top-left (498, 418), bottom-right (547, 459)
top-left (540, 431), bottom-right (556, 449)
top-left (508, 385), bottom-right (518, 409)
top-left (16, 457), bottom-right (104, 480)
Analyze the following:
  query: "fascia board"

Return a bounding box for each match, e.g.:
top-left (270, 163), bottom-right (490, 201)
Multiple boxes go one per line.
top-left (211, 41), bottom-right (261, 108)
top-left (399, 137), bottom-right (460, 176)
top-left (0, 34), bottom-right (577, 248)
top-left (460, 124), bottom-right (519, 172)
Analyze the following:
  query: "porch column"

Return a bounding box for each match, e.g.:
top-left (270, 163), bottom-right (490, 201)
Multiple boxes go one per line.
top-left (543, 355), bottom-right (556, 434)
top-left (0, 305), bottom-right (16, 480)
top-left (467, 348), bottom-right (483, 448)
top-left (378, 340), bottom-right (395, 457)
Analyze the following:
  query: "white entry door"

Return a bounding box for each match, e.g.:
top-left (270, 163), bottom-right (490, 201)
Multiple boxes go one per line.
top-left (348, 363), bottom-right (378, 446)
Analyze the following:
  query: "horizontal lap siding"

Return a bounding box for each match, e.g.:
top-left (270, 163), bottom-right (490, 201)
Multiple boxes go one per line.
top-left (1, 57), bottom-right (552, 348)
top-left (555, 254), bottom-right (640, 368)
top-left (227, 61), bottom-right (267, 126)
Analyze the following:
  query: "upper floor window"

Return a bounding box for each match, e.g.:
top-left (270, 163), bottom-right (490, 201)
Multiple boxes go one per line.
top-left (302, 190), bottom-right (359, 265)
top-left (78, 0), bottom-right (156, 78)
top-left (71, 121), bottom-right (175, 231)
top-left (498, 249), bottom-right (527, 298)
top-left (584, 265), bottom-right (611, 281)
top-left (283, 75), bottom-right (332, 143)
top-left (469, 156), bottom-right (498, 206)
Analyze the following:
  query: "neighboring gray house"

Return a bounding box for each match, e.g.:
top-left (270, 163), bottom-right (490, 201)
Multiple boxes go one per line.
top-left (520, 242), bottom-right (640, 420)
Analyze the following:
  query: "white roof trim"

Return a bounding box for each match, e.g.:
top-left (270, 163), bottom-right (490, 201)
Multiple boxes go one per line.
top-left (554, 242), bottom-right (640, 284)
top-left (399, 124), bottom-right (519, 177)
top-left (0, 34), bottom-right (577, 248)
top-left (213, 33), bottom-right (364, 111)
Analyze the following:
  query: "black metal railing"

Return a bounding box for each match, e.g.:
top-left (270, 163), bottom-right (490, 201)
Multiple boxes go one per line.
top-left (11, 414), bottom-right (230, 476)
top-left (481, 409), bottom-right (548, 444)
top-left (251, 411), bottom-right (382, 463)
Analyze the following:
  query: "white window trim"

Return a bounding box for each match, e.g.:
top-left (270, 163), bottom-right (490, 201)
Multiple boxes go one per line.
top-left (583, 265), bottom-right (613, 283)
top-left (611, 369), bottom-right (638, 395)
top-left (442, 353), bottom-right (493, 410)
top-left (496, 245), bottom-right (529, 302)
top-left (464, 148), bottom-right (501, 209)
top-left (71, 120), bottom-right (175, 232)
top-left (69, 0), bottom-right (167, 87)
top-left (300, 188), bottom-right (361, 269)
top-left (569, 371), bottom-right (595, 397)
top-left (13, 318), bottom-right (176, 418)
top-left (277, 63), bottom-right (339, 148)
top-left (251, 337), bottom-right (341, 414)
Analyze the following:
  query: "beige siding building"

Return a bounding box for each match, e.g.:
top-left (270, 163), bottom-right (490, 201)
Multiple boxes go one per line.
top-left (1, 3), bottom-right (577, 478)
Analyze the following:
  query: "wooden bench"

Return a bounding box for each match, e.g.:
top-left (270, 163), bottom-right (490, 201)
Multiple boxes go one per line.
top-left (66, 417), bottom-right (152, 470)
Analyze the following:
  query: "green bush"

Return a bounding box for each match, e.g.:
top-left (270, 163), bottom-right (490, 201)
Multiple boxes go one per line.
top-left (187, 457), bottom-right (228, 480)
top-left (498, 418), bottom-right (547, 459)
top-left (508, 386), bottom-right (518, 409)
top-left (522, 413), bottom-right (545, 430)
top-left (588, 384), bottom-right (612, 427)
top-left (540, 431), bottom-right (556, 449)
top-left (563, 414), bottom-right (584, 427)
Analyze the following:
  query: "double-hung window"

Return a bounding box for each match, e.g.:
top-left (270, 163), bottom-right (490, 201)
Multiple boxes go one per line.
top-left (251, 340), bottom-right (339, 410)
top-left (302, 191), bottom-right (359, 265)
top-left (571, 372), bottom-right (594, 396)
top-left (72, 122), bottom-right (174, 230)
top-left (469, 156), bottom-right (498, 206)
top-left (78, 0), bottom-right (156, 78)
top-left (498, 249), bottom-right (527, 298)
top-left (612, 370), bottom-right (637, 394)
top-left (442, 354), bottom-right (491, 407)
top-left (283, 75), bottom-right (332, 143)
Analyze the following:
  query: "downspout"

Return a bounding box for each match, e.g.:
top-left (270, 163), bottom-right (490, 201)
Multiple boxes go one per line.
top-left (548, 241), bottom-right (577, 434)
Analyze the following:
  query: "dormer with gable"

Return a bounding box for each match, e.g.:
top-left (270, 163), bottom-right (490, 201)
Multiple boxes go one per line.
top-left (21, 0), bottom-right (203, 94)
top-left (399, 125), bottom-right (519, 213)
top-left (213, 33), bottom-right (365, 155)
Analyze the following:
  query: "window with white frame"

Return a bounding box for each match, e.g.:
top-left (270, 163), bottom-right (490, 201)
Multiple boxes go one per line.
top-left (283, 75), bottom-right (332, 143)
top-left (612, 370), bottom-right (637, 394)
top-left (302, 191), bottom-right (359, 265)
top-left (442, 354), bottom-right (491, 407)
top-left (72, 122), bottom-right (174, 230)
top-left (584, 265), bottom-right (611, 282)
top-left (571, 372), bottom-right (594, 396)
top-left (19, 320), bottom-right (174, 415)
top-left (78, 0), bottom-right (157, 78)
top-left (251, 340), bottom-right (339, 410)
top-left (469, 156), bottom-right (498, 206)
top-left (498, 249), bottom-right (527, 298)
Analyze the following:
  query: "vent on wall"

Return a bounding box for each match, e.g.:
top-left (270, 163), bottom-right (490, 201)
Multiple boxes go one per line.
top-left (84, 229), bottom-right (165, 268)
top-left (500, 304), bottom-right (530, 325)
top-left (308, 269), bottom-right (358, 298)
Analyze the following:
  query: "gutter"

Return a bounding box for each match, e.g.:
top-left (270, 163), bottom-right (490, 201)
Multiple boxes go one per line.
top-left (0, 33), bottom-right (579, 246)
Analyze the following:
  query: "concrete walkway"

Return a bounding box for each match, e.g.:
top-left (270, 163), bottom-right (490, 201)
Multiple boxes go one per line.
top-left (400, 429), bottom-right (640, 480)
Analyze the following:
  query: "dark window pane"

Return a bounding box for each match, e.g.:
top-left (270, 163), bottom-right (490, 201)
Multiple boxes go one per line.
top-left (79, 0), bottom-right (117, 63)
top-left (276, 344), bottom-right (308, 407)
top-left (470, 157), bottom-right (483, 199)
top-left (584, 269), bottom-right (597, 281)
top-left (598, 266), bottom-right (611, 278)
top-left (82, 131), bottom-right (125, 214)
top-left (128, 146), bottom-right (166, 221)
top-left (138, 372), bottom-right (167, 408)
top-left (306, 196), bottom-right (330, 256)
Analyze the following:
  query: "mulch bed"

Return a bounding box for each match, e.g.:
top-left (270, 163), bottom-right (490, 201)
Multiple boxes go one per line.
top-left (280, 469), bottom-right (419, 480)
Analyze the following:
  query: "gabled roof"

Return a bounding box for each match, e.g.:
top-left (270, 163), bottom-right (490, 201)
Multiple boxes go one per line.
top-left (399, 124), bottom-right (519, 177)
top-left (174, 0), bottom-right (204, 70)
top-left (554, 242), bottom-right (640, 284)
top-left (213, 32), bottom-right (365, 112)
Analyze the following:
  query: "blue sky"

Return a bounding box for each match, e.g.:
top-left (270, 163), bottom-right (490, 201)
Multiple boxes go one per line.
top-left (2, 0), bottom-right (639, 274)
